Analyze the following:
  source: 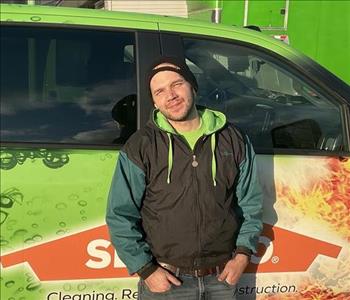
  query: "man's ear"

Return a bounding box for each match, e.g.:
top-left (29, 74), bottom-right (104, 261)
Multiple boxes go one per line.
top-left (154, 103), bottom-right (158, 109)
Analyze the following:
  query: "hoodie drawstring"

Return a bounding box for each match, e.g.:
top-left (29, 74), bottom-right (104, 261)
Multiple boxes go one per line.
top-left (211, 134), bottom-right (217, 187)
top-left (167, 133), bottom-right (173, 184)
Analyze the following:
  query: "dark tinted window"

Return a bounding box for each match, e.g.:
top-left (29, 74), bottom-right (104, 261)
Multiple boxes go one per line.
top-left (183, 37), bottom-right (344, 152)
top-left (1, 26), bottom-right (137, 145)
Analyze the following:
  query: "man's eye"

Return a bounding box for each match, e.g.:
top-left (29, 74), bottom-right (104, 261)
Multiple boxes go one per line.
top-left (155, 90), bottom-right (163, 96)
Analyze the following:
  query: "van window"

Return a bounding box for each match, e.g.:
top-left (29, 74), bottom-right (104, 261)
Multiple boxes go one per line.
top-left (0, 26), bottom-right (137, 145)
top-left (183, 37), bottom-right (344, 152)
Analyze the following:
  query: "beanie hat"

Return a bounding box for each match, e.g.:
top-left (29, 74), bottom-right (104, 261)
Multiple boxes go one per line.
top-left (147, 56), bottom-right (198, 94)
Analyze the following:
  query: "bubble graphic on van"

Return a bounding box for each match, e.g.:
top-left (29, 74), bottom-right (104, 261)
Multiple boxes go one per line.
top-left (24, 235), bottom-right (43, 245)
top-left (27, 210), bottom-right (42, 216)
top-left (5, 280), bottom-right (15, 288)
top-left (77, 284), bottom-right (87, 291)
top-left (26, 282), bottom-right (41, 291)
top-left (0, 150), bottom-right (70, 170)
top-left (78, 200), bottom-right (87, 207)
top-left (0, 189), bottom-right (23, 228)
top-left (69, 194), bottom-right (79, 201)
top-left (12, 229), bottom-right (28, 237)
top-left (0, 152), bottom-right (18, 170)
top-left (42, 152), bottom-right (69, 169)
top-left (55, 203), bottom-right (67, 210)
top-left (1, 189), bottom-right (23, 208)
top-left (56, 230), bottom-right (67, 236)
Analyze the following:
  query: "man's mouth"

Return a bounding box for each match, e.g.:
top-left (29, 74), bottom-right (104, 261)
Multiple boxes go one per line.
top-left (167, 100), bottom-right (183, 111)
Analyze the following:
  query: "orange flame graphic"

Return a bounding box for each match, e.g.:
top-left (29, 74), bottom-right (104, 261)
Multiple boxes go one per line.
top-left (275, 157), bottom-right (350, 241)
top-left (269, 156), bottom-right (350, 299)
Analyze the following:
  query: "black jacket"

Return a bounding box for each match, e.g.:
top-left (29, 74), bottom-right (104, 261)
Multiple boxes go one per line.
top-left (106, 107), bottom-right (263, 278)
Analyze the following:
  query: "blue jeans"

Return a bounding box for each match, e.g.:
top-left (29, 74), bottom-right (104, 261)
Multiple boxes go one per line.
top-left (138, 274), bottom-right (236, 300)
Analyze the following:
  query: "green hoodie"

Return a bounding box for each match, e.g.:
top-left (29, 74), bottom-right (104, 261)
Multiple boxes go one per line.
top-left (153, 107), bottom-right (226, 186)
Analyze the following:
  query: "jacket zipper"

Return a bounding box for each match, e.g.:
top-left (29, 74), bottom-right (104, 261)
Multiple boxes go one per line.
top-left (192, 153), bottom-right (201, 266)
top-left (177, 134), bottom-right (208, 266)
top-left (191, 136), bottom-right (207, 266)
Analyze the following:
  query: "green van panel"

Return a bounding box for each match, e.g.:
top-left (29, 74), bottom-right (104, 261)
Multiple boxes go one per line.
top-left (1, 147), bottom-right (123, 300)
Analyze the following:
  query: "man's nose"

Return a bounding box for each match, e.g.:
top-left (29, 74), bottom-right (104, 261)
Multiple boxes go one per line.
top-left (166, 87), bottom-right (177, 100)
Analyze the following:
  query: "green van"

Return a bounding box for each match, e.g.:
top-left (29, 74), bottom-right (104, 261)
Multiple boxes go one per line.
top-left (1, 4), bottom-right (349, 300)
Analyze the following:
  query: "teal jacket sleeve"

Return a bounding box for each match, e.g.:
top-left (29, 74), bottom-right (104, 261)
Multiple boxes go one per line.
top-left (106, 151), bottom-right (153, 274)
top-left (235, 138), bottom-right (263, 255)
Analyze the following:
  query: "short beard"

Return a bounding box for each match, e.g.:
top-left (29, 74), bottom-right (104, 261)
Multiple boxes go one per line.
top-left (164, 100), bottom-right (196, 122)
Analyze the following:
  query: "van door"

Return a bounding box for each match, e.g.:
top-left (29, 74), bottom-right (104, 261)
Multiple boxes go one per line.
top-left (160, 32), bottom-right (350, 298)
top-left (0, 24), bottom-right (159, 300)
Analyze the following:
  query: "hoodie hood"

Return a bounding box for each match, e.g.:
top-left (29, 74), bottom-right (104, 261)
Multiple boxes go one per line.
top-left (152, 106), bottom-right (227, 135)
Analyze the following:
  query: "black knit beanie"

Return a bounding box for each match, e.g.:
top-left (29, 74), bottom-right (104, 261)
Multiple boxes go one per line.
top-left (147, 56), bottom-right (198, 94)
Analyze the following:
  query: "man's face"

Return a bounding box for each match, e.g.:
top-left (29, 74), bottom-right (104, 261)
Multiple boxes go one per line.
top-left (150, 65), bottom-right (195, 122)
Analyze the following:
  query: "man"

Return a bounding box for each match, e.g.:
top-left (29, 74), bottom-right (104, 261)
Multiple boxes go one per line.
top-left (106, 56), bottom-right (263, 299)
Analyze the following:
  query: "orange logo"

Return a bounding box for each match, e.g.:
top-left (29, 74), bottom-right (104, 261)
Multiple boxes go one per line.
top-left (246, 224), bottom-right (341, 273)
top-left (0, 224), bottom-right (342, 281)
